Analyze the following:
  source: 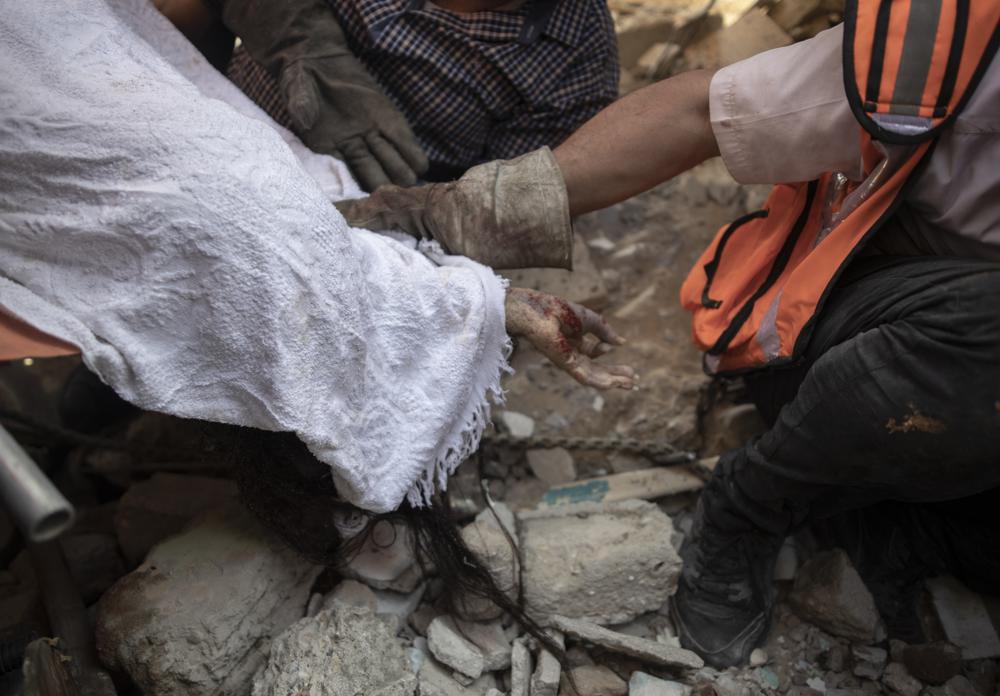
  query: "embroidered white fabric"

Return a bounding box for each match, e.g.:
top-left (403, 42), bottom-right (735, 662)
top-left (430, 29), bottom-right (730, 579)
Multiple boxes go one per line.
top-left (0, 0), bottom-right (510, 513)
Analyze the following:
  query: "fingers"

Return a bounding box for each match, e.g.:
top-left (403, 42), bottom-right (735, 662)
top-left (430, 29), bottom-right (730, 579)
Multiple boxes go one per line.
top-left (579, 335), bottom-right (613, 358)
top-left (568, 301), bottom-right (626, 346)
top-left (338, 137), bottom-right (392, 192)
top-left (385, 128), bottom-right (429, 177)
top-left (365, 132), bottom-right (419, 187)
top-left (566, 355), bottom-right (637, 391)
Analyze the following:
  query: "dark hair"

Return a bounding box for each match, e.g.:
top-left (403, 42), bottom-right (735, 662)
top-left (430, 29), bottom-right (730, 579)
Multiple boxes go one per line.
top-left (227, 427), bottom-right (564, 659)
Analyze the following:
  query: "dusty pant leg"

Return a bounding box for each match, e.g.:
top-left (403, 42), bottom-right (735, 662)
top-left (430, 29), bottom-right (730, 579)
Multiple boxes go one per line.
top-left (705, 256), bottom-right (1000, 561)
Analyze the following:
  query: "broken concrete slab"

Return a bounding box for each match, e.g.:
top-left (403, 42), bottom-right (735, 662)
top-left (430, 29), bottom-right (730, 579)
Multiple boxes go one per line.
top-left (251, 602), bottom-right (416, 696)
top-left (562, 664), bottom-right (628, 696)
top-left (519, 501), bottom-right (682, 625)
top-left (526, 448), bottom-right (577, 487)
top-left (852, 645), bottom-right (887, 680)
top-left (629, 672), bottom-right (692, 696)
top-left (551, 615), bottom-right (703, 670)
top-left (788, 549), bottom-right (886, 644)
top-left (96, 504), bottom-right (320, 696)
top-left (458, 506), bottom-right (519, 621)
top-left (926, 575), bottom-right (1000, 660)
top-left (114, 472), bottom-right (238, 565)
top-left (427, 616), bottom-right (485, 680)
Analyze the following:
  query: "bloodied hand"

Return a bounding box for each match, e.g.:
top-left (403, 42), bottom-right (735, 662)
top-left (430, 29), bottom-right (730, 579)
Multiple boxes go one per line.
top-left (505, 288), bottom-right (636, 390)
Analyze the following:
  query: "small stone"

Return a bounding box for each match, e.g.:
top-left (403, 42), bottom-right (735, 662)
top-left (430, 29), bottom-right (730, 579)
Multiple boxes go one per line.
top-left (883, 662), bottom-right (923, 696)
top-left (890, 639), bottom-right (910, 663)
top-left (774, 537), bottom-right (799, 582)
top-left (903, 643), bottom-right (962, 685)
top-left (788, 549), bottom-right (886, 644)
top-left (628, 671), bottom-right (691, 696)
top-left (942, 675), bottom-right (980, 696)
top-left (712, 674), bottom-right (754, 696)
top-left (510, 638), bottom-right (532, 696)
top-left (821, 643), bottom-right (848, 672)
top-left (453, 618), bottom-right (510, 671)
top-left (427, 616), bottom-right (485, 680)
top-left (371, 584), bottom-right (426, 632)
top-left (853, 645), bottom-right (888, 680)
top-left (410, 603), bottom-right (439, 636)
top-left (526, 448), bottom-right (577, 486)
top-left (750, 648), bottom-right (768, 667)
top-left (550, 615), bottom-right (703, 670)
top-left (963, 659), bottom-right (998, 696)
top-left (561, 664), bottom-right (628, 696)
top-left (419, 657), bottom-right (498, 696)
top-left (498, 411), bottom-right (535, 439)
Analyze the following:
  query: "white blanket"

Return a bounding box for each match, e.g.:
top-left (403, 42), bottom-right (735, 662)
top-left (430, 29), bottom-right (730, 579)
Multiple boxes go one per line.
top-left (0, 0), bottom-right (509, 513)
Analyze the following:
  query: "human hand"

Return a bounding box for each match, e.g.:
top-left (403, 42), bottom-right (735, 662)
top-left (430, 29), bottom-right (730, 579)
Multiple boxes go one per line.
top-left (282, 57), bottom-right (428, 191)
top-left (505, 288), bottom-right (636, 390)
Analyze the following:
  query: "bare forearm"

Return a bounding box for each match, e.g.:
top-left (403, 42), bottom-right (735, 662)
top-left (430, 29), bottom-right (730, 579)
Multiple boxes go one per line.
top-left (555, 69), bottom-right (719, 217)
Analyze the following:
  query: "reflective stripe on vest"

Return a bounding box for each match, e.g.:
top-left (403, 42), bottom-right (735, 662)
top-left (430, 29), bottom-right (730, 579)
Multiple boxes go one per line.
top-left (681, 0), bottom-right (1000, 376)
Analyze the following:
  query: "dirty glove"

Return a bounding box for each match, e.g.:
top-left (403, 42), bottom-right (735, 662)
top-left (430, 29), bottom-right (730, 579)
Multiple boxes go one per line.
top-left (505, 288), bottom-right (636, 390)
top-left (210, 0), bottom-right (427, 191)
top-left (335, 147), bottom-right (572, 270)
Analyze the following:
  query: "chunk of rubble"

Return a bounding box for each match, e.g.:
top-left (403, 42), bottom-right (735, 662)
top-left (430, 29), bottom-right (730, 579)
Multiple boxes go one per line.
top-left (520, 500), bottom-right (682, 625)
top-left (427, 616), bottom-right (485, 680)
top-left (530, 631), bottom-right (564, 696)
top-left (629, 672), bottom-right (692, 696)
top-left (526, 447), bottom-right (577, 486)
top-left (251, 602), bottom-right (416, 696)
top-left (510, 637), bottom-right (533, 696)
top-left (458, 504), bottom-right (518, 621)
top-left (852, 645), bottom-right (887, 680)
top-left (96, 504), bottom-right (320, 696)
top-left (788, 549), bottom-right (886, 644)
top-left (561, 664), bottom-right (628, 696)
top-left (901, 642), bottom-right (962, 685)
top-left (882, 662), bottom-right (922, 696)
top-left (551, 615), bottom-right (703, 670)
top-left (455, 618), bottom-right (511, 671)
top-left (419, 657), bottom-right (497, 696)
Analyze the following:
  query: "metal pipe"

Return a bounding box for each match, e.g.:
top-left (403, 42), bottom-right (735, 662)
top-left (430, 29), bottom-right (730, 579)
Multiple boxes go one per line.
top-left (0, 424), bottom-right (75, 542)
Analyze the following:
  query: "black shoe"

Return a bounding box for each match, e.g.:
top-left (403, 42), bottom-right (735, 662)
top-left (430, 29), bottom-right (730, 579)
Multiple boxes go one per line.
top-left (671, 501), bottom-right (781, 668)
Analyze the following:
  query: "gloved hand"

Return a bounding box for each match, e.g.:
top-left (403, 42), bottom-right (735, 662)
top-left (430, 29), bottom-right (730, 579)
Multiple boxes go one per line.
top-left (210, 0), bottom-right (427, 191)
top-left (336, 147), bottom-right (573, 270)
top-left (505, 288), bottom-right (636, 390)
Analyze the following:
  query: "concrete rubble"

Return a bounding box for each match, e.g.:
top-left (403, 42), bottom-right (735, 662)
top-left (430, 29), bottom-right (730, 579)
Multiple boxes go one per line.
top-left (519, 500), bottom-right (682, 624)
top-left (788, 548), bottom-right (886, 644)
top-left (551, 614), bottom-right (703, 670)
top-left (252, 601), bottom-right (416, 696)
top-left (95, 504), bottom-right (321, 696)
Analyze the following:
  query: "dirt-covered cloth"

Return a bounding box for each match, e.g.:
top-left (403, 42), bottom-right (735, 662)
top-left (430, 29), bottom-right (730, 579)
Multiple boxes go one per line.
top-left (0, 0), bottom-right (511, 514)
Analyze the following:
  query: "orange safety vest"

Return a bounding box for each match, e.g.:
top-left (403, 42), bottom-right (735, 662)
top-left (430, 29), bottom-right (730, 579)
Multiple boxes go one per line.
top-left (680, 0), bottom-right (1000, 375)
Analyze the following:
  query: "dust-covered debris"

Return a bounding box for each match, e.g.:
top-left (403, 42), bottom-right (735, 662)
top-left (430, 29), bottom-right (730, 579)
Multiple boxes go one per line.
top-left (551, 614), bottom-right (703, 670)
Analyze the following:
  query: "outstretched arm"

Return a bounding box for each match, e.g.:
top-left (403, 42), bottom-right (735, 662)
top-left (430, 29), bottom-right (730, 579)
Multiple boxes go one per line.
top-left (556, 69), bottom-right (719, 216)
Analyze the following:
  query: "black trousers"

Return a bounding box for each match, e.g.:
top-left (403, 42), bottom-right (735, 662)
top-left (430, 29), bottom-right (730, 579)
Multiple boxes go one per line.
top-left (704, 254), bottom-right (1000, 632)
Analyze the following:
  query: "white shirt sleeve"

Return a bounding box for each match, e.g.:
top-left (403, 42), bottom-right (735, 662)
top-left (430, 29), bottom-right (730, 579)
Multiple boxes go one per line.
top-left (708, 24), bottom-right (865, 185)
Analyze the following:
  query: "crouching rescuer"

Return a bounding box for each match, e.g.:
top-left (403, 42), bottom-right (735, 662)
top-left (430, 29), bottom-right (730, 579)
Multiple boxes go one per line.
top-left (340, 0), bottom-right (1000, 667)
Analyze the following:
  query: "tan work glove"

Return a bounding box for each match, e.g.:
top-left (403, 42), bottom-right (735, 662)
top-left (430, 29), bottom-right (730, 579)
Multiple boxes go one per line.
top-left (335, 148), bottom-right (573, 270)
top-left (210, 0), bottom-right (428, 191)
top-left (505, 288), bottom-right (636, 390)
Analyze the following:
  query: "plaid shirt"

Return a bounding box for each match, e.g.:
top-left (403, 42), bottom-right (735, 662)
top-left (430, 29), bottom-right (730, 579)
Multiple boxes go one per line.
top-left (227, 0), bottom-right (618, 177)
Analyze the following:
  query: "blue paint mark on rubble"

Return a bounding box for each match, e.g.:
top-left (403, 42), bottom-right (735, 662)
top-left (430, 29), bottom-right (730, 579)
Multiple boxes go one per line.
top-left (542, 479), bottom-right (610, 506)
